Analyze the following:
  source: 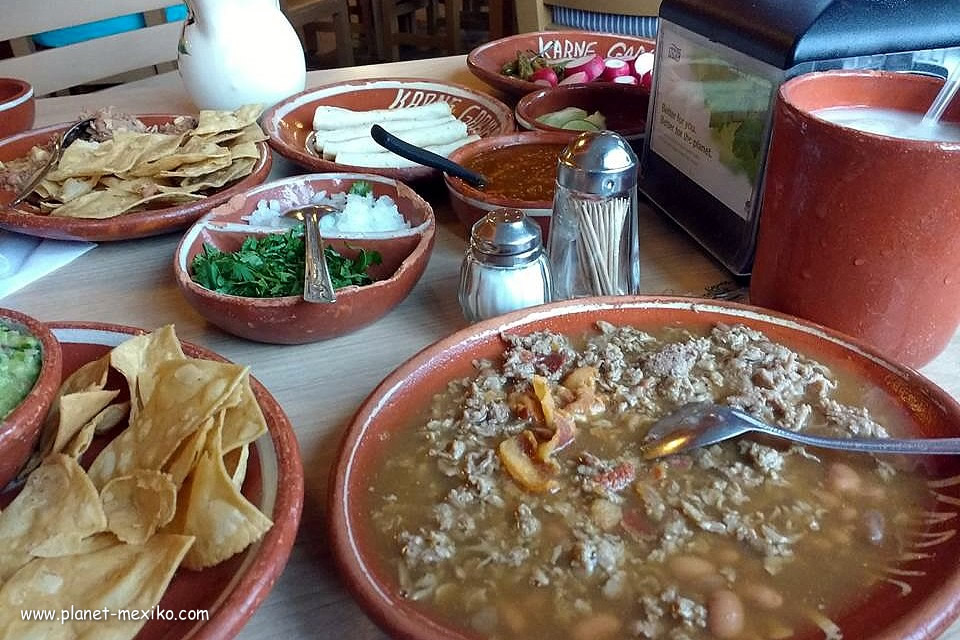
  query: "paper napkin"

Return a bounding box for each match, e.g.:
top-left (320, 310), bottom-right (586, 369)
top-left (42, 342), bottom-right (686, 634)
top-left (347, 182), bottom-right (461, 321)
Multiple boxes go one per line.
top-left (0, 231), bottom-right (96, 299)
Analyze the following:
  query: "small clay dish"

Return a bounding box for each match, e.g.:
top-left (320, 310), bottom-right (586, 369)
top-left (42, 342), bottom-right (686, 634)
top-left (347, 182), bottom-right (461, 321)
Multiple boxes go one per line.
top-left (262, 78), bottom-right (515, 182)
top-left (330, 296), bottom-right (960, 640)
top-left (515, 83), bottom-right (650, 148)
top-left (444, 130), bottom-right (576, 239)
top-left (467, 30), bottom-right (655, 97)
top-left (0, 115), bottom-right (272, 242)
top-left (0, 307), bottom-right (62, 488)
top-left (174, 173), bottom-right (435, 344)
top-left (0, 78), bottom-right (35, 139)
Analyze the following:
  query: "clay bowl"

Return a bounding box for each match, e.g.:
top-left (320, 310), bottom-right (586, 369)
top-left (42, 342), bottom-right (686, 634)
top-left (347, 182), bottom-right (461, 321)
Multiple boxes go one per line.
top-left (175, 173), bottom-right (435, 344)
top-left (0, 78), bottom-right (35, 139)
top-left (261, 78), bottom-right (515, 182)
top-left (444, 130), bottom-right (576, 239)
top-left (467, 30), bottom-right (655, 97)
top-left (0, 115), bottom-right (272, 242)
top-left (515, 83), bottom-right (650, 148)
top-left (330, 296), bottom-right (960, 640)
top-left (37, 322), bottom-right (303, 639)
top-left (0, 307), bottom-right (62, 488)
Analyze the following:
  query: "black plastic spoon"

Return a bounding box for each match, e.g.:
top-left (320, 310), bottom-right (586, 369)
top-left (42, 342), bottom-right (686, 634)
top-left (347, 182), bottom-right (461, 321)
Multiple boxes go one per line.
top-left (369, 124), bottom-right (486, 189)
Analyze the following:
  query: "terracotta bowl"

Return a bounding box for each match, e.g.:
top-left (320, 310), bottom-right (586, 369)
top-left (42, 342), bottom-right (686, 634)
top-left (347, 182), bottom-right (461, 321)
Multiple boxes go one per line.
top-left (330, 296), bottom-right (960, 640)
top-left (515, 83), bottom-right (650, 148)
top-left (0, 307), bottom-right (62, 488)
top-left (174, 173), bottom-right (436, 344)
top-left (261, 78), bottom-right (515, 182)
top-left (0, 78), bottom-right (35, 139)
top-left (444, 130), bottom-right (576, 238)
top-left (467, 30), bottom-right (655, 97)
top-left (0, 115), bottom-right (272, 242)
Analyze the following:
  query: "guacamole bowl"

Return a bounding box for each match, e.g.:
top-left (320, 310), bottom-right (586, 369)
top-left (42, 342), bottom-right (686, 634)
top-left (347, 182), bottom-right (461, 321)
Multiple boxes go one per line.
top-left (0, 307), bottom-right (62, 487)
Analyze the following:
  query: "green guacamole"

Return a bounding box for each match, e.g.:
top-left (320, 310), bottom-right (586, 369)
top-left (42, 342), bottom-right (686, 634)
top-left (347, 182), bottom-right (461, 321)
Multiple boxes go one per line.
top-left (0, 323), bottom-right (42, 418)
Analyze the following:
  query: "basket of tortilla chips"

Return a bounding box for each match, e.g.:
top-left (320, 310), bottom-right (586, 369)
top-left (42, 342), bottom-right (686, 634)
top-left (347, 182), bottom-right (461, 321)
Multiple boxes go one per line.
top-left (0, 324), bottom-right (303, 639)
top-left (0, 107), bottom-right (272, 242)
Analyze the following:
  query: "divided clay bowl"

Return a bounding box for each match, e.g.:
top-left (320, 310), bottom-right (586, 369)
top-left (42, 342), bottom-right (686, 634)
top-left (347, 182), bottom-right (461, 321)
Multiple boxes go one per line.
top-left (175, 173), bottom-right (435, 344)
top-left (0, 78), bottom-right (35, 139)
top-left (0, 115), bottom-right (272, 242)
top-left (468, 30), bottom-right (655, 97)
top-left (0, 307), bottom-right (61, 488)
top-left (515, 83), bottom-right (650, 147)
top-left (261, 78), bottom-right (515, 182)
top-left (330, 296), bottom-right (960, 640)
top-left (444, 130), bottom-right (576, 238)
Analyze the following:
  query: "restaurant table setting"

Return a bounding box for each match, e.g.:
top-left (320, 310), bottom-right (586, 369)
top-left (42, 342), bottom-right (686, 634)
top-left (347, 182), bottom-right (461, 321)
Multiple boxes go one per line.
top-left (2, 0), bottom-right (960, 639)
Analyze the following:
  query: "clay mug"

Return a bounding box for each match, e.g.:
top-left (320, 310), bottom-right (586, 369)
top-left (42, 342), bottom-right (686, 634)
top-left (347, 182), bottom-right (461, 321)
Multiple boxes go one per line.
top-left (750, 71), bottom-right (960, 368)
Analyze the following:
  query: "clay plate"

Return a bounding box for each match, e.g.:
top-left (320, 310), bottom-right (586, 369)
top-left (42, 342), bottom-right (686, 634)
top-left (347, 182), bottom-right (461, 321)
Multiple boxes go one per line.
top-left (444, 130), bottom-right (576, 239)
top-left (330, 296), bottom-right (960, 640)
top-left (0, 116), bottom-right (272, 242)
top-left (0, 322), bottom-right (304, 640)
top-left (467, 31), bottom-right (655, 97)
top-left (515, 83), bottom-right (650, 148)
top-left (0, 307), bottom-right (62, 488)
top-left (261, 78), bottom-right (515, 182)
top-left (0, 78), bottom-right (35, 139)
top-left (174, 173), bottom-right (436, 344)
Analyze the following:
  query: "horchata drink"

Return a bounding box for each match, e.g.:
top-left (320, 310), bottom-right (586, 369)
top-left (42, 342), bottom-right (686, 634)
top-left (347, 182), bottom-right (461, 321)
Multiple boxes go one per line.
top-left (812, 106), bottom-right (960, 141)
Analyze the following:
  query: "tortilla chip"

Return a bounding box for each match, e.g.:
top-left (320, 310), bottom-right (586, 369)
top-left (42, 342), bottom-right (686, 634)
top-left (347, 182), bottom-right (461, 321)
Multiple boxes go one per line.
top-left (228, 141), bottom-right (260, 160)
top-left (109, 325), bottom-right (185, 423)
top-left (58, 176), bottom-right (99, 202)
top-left (0, 534), bottom-right (193, 640)
top-left (221, 376), bottom-right (267, 452)
top-left (167, 424), bottom-right (271, 570)
top-left (164, 415), bottom-right (214, 488)
top-left (50, 188), bottom-right (144, 219)
top-left (101, 470), bottom-right (177, 544)
top-left (60, 355), bottom-right (111, 395)
top-left (62, 401), bottom-right (130, 460)
top-left (88, 358), bottom-right (247, 488)
top-left (158, 153), bottom-right (233, 178)
top-left (230, 123), bottom-right (268, 144)
top-left (191, 104), bottom-right (263, 136)
top-left (32, 532), bottom-right (120, 558)
top-left (125, 137), bottom-right (231, 177)
top-left (50, 131), bottom-right (183, 180)
top-left (0, 455), bottom-right (107, 581)
top-left (180, 157), bottom-right (256, 191)
top-left (224, 444), bottom-right (249, 489)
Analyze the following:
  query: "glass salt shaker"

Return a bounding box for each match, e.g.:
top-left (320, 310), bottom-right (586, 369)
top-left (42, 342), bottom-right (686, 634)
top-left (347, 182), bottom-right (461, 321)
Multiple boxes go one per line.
top-left (547, 131), bottom-right (640, 300)
top-left (458, 209), bottom-right (552, 322)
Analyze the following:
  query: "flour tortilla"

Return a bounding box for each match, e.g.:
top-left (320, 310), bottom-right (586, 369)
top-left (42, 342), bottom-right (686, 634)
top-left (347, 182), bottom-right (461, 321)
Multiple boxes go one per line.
top-left (312, 101), bottom-right (452, 130)
top-left (323, 119), bottom-right (468, 159)
top-left (334, 135), bottom-right (480, 168)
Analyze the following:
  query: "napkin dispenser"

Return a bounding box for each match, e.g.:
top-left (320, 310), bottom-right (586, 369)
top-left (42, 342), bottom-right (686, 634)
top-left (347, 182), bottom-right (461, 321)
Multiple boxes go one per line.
top-left (639, 0), bottom-right (960, 276)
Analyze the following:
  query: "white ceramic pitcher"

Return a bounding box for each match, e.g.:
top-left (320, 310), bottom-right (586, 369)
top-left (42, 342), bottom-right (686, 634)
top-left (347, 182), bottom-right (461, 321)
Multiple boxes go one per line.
top-left (178, 0), bottom-right (306, 111)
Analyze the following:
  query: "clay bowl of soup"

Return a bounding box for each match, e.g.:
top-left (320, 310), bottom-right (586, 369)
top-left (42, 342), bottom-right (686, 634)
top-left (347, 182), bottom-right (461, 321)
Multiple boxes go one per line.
top-left (445, 131), bottom-right (576, 239)
top-left (515, 83), bottom-right (650, 149)
top-left (330, 296), bottom-right (960, 640)
top-left (174, 173), bottom-right (435, 344)
top-left (0, 78), bottom-right (34, 139)
top-left (0, 307), bottom-right (62, 488)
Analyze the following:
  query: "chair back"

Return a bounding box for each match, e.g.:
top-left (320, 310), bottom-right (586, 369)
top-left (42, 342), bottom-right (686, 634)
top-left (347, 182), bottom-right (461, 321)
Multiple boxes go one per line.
top-left (0, 0), bottom-right (184, 95)
top-left (516, 0), bottom-right (661, 33)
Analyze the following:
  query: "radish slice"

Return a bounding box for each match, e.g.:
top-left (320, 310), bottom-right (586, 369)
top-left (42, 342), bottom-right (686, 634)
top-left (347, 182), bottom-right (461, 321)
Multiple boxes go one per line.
top-left (613, 75), bottom-right (639, 85)
top-left (639, 71), bottom-right (653, 92)
top-left (633, 52), bottom-right (655, 78)
top-left (600, 58), bottom-right (630, 82)
top-left (529, 67), bottom-right (559, 87)
top-left (564, 54), bottom-right (604, 82)
top-left (558, 71), bottom-right (589, 86)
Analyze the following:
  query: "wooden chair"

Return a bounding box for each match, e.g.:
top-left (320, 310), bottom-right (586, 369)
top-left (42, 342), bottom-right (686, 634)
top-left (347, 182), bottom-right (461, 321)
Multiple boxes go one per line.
top-left (381, 0), bottom-right (460, 61)
top-left (516, 0), bottom-right (661, 34)
top-left (0, 0), bottom-right (184, 96)
top-left (281, 0), bottom-right (356, 68)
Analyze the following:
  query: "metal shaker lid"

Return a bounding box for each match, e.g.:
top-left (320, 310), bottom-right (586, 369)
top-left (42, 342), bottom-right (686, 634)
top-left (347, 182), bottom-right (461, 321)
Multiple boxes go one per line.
top-left (556, 131), bottom-right (638, 195)
top-left (469, 208), bottom-right (543, 266)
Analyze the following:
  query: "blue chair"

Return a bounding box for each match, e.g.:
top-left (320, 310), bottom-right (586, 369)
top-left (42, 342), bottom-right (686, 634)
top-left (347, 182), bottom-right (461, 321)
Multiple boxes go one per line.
top-left (33, 5), bottom-right (188, 49)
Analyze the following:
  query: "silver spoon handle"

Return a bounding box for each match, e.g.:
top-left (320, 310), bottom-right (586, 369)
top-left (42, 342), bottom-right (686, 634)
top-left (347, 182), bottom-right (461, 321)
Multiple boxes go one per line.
top-left (739, 412), bottom-right (960, 455)
top-left (302, 209), bottom-right (336, 304)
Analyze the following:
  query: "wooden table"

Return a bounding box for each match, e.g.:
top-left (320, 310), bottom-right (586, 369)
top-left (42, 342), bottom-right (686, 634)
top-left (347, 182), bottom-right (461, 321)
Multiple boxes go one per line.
top-left (8, 55), bottom-right (960, 639)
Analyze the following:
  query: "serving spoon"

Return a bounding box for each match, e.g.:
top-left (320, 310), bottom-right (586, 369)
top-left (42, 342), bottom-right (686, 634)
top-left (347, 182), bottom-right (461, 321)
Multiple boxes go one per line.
top-left (284, 205), bottom-right (337, 304)
top-left (9, 117), bottom-right (96, 208)
top-left (369, 124), bottom-right (487, 189)
top-left (642, 401), bottom-right (960, 460)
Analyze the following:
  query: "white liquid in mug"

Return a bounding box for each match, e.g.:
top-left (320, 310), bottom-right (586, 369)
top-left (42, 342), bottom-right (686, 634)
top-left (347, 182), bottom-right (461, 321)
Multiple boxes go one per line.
top-left (812, 106), bottom-right (960, 142)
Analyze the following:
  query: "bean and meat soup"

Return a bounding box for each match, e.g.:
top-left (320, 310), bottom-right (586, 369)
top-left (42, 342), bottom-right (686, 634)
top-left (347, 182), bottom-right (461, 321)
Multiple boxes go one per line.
top-left (368, 323), bottom-right (932, 640)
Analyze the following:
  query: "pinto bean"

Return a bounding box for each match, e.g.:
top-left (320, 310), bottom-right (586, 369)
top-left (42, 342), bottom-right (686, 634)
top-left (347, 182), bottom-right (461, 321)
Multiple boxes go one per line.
top-left (740, 582), bottom-right (784, 610)
top-left (708, 589), bottom-right (745, 639)
top-left (500, 602), bottom-right (527, 634)
top-left (826, 462), bottom-right (862, 494)
top-left (571, 612), bottom-right (621, 640)
top-left (716, 547), bottom-right (741, 565)
top-left (668, 555), bottom-right (717, 581)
